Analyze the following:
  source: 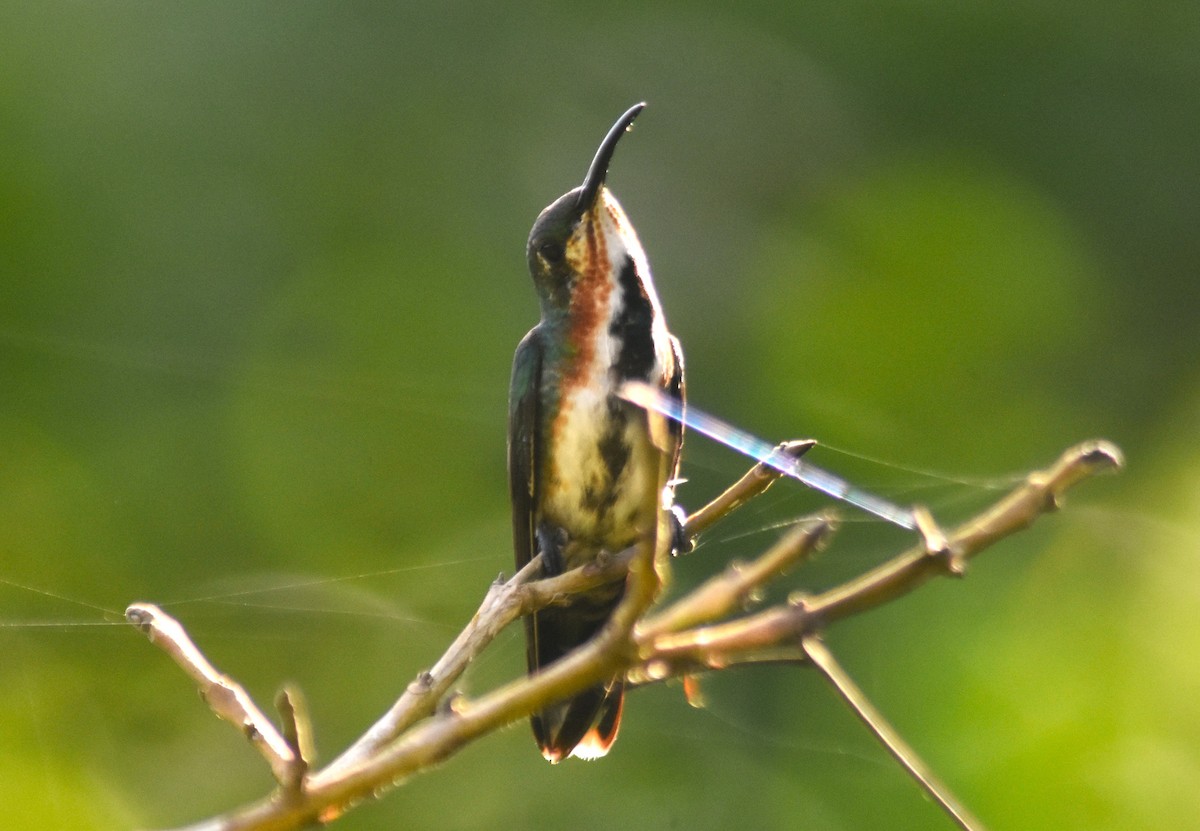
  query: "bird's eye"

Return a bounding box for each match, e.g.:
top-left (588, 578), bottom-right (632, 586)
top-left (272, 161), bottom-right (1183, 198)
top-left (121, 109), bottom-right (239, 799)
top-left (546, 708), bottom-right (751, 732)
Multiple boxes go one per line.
top-left (538, 240), bottom-right (566, 265)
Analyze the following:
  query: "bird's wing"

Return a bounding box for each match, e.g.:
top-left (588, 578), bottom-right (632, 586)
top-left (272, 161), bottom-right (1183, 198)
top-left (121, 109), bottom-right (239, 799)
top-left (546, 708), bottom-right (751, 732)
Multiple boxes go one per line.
top-left (508, 327), bottom-right (544, 577)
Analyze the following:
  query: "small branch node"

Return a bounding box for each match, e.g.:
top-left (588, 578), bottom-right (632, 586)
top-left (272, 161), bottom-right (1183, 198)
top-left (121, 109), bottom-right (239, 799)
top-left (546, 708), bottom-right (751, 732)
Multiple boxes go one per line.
top-left (407, 671), bottom-right (435, 696)
top-left (1025, 473), bottom-right (1059, 511)
top-left (437, 691), bottom-right (467, 717)
top-left (583, 550), bottom-right (613, 575)
top-left (947, 553), bottom-right (968, 577)
top-left (126, 604), bottom-right (154, 633)
top-left (787, 591), bottom-right (812, 612)
top-left (778, 438), bottom-right (818, 457)
top-left (912, 505), bottom-right (951, 559)
top-left (1078, 439), bottom-right (1124, 471)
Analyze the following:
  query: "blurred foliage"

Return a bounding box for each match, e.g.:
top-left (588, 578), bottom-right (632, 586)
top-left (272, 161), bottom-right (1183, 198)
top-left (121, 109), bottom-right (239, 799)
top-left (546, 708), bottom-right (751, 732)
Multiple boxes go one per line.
top-left (1, 2), bottom-right (1197, 829)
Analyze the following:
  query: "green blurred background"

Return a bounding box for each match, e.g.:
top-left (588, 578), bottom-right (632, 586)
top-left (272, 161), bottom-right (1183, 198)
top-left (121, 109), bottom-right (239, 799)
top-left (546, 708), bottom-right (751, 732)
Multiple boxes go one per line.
top-left (2, 3), bottom-right (1197, 829)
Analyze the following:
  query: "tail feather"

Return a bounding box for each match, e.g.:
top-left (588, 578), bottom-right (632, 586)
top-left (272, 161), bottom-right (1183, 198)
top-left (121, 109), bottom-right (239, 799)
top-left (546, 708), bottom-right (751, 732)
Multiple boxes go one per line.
top-left (569, 681), bottom-right (624, 760)
top-left (531, 680), bottom-right (623, 762)
top-left (525, 584), bottom-right (626, 761)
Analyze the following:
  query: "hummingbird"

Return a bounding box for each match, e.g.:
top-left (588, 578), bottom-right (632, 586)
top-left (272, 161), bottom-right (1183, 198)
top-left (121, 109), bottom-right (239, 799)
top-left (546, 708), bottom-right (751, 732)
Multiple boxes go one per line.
top-left (508, 103), bottom-right (684, 762)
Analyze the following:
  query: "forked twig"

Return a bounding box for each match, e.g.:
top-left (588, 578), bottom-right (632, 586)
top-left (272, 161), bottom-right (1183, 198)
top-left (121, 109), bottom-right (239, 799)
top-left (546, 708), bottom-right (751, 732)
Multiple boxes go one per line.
top-left (639, 440), bottom-right (1123, 671)
top-left (125, 603), bottom-right (306, 791)
top-left (127, 439), bottom-right (1121, 831)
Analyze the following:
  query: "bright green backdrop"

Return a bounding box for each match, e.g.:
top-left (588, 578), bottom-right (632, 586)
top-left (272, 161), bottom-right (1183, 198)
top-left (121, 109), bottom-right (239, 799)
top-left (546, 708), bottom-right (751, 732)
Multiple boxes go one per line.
top-left (2, 3), bottom-right (1196, 830)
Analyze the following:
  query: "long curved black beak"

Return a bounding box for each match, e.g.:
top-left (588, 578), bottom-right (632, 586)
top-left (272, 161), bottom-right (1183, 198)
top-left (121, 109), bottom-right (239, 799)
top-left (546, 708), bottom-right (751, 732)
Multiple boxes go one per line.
top-left (576, 102), bottom-right (646, 212)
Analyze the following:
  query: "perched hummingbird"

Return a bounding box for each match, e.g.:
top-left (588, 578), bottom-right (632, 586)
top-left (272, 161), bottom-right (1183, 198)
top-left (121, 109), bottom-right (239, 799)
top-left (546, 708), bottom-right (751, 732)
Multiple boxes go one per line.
top-left (508, 103), bottom-right (684, 762)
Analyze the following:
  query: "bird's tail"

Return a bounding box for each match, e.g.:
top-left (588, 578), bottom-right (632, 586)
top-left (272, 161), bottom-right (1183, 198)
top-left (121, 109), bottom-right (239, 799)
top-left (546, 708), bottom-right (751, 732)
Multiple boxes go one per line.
top-left (525, 582), bottom-right (625, 762)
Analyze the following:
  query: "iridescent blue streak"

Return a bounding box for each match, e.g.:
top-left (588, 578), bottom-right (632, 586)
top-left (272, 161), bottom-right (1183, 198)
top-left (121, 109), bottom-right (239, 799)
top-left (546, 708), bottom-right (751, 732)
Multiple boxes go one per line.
top-left (621, 381), bottom-right (916, 531)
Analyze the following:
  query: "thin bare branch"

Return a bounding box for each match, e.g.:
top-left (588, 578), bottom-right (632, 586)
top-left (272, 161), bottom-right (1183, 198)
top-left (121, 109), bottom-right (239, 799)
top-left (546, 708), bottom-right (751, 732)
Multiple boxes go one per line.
top-left (130, 439), bottom-right (1121, 831)
top-left (807, 439), bottom-right (1123, 626)
top-left (639, 440), bottom-right (1122, 669)
top-left (155, 538), bottom-right (660, 831)
top-left (274, 686), bottom-right (313, 792)
top-left (325, 519), bottom-right (663, 776)
top-left (682, 439), bottom-right (815, 539)
top-left (802, 634), bottom-right (986, 831)
top-left (125, 603), bottom-right (302, 790)
top-left (639, 513), bottom-right (835, 638)
top-left (323, 556), bottom-right (544, 774)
